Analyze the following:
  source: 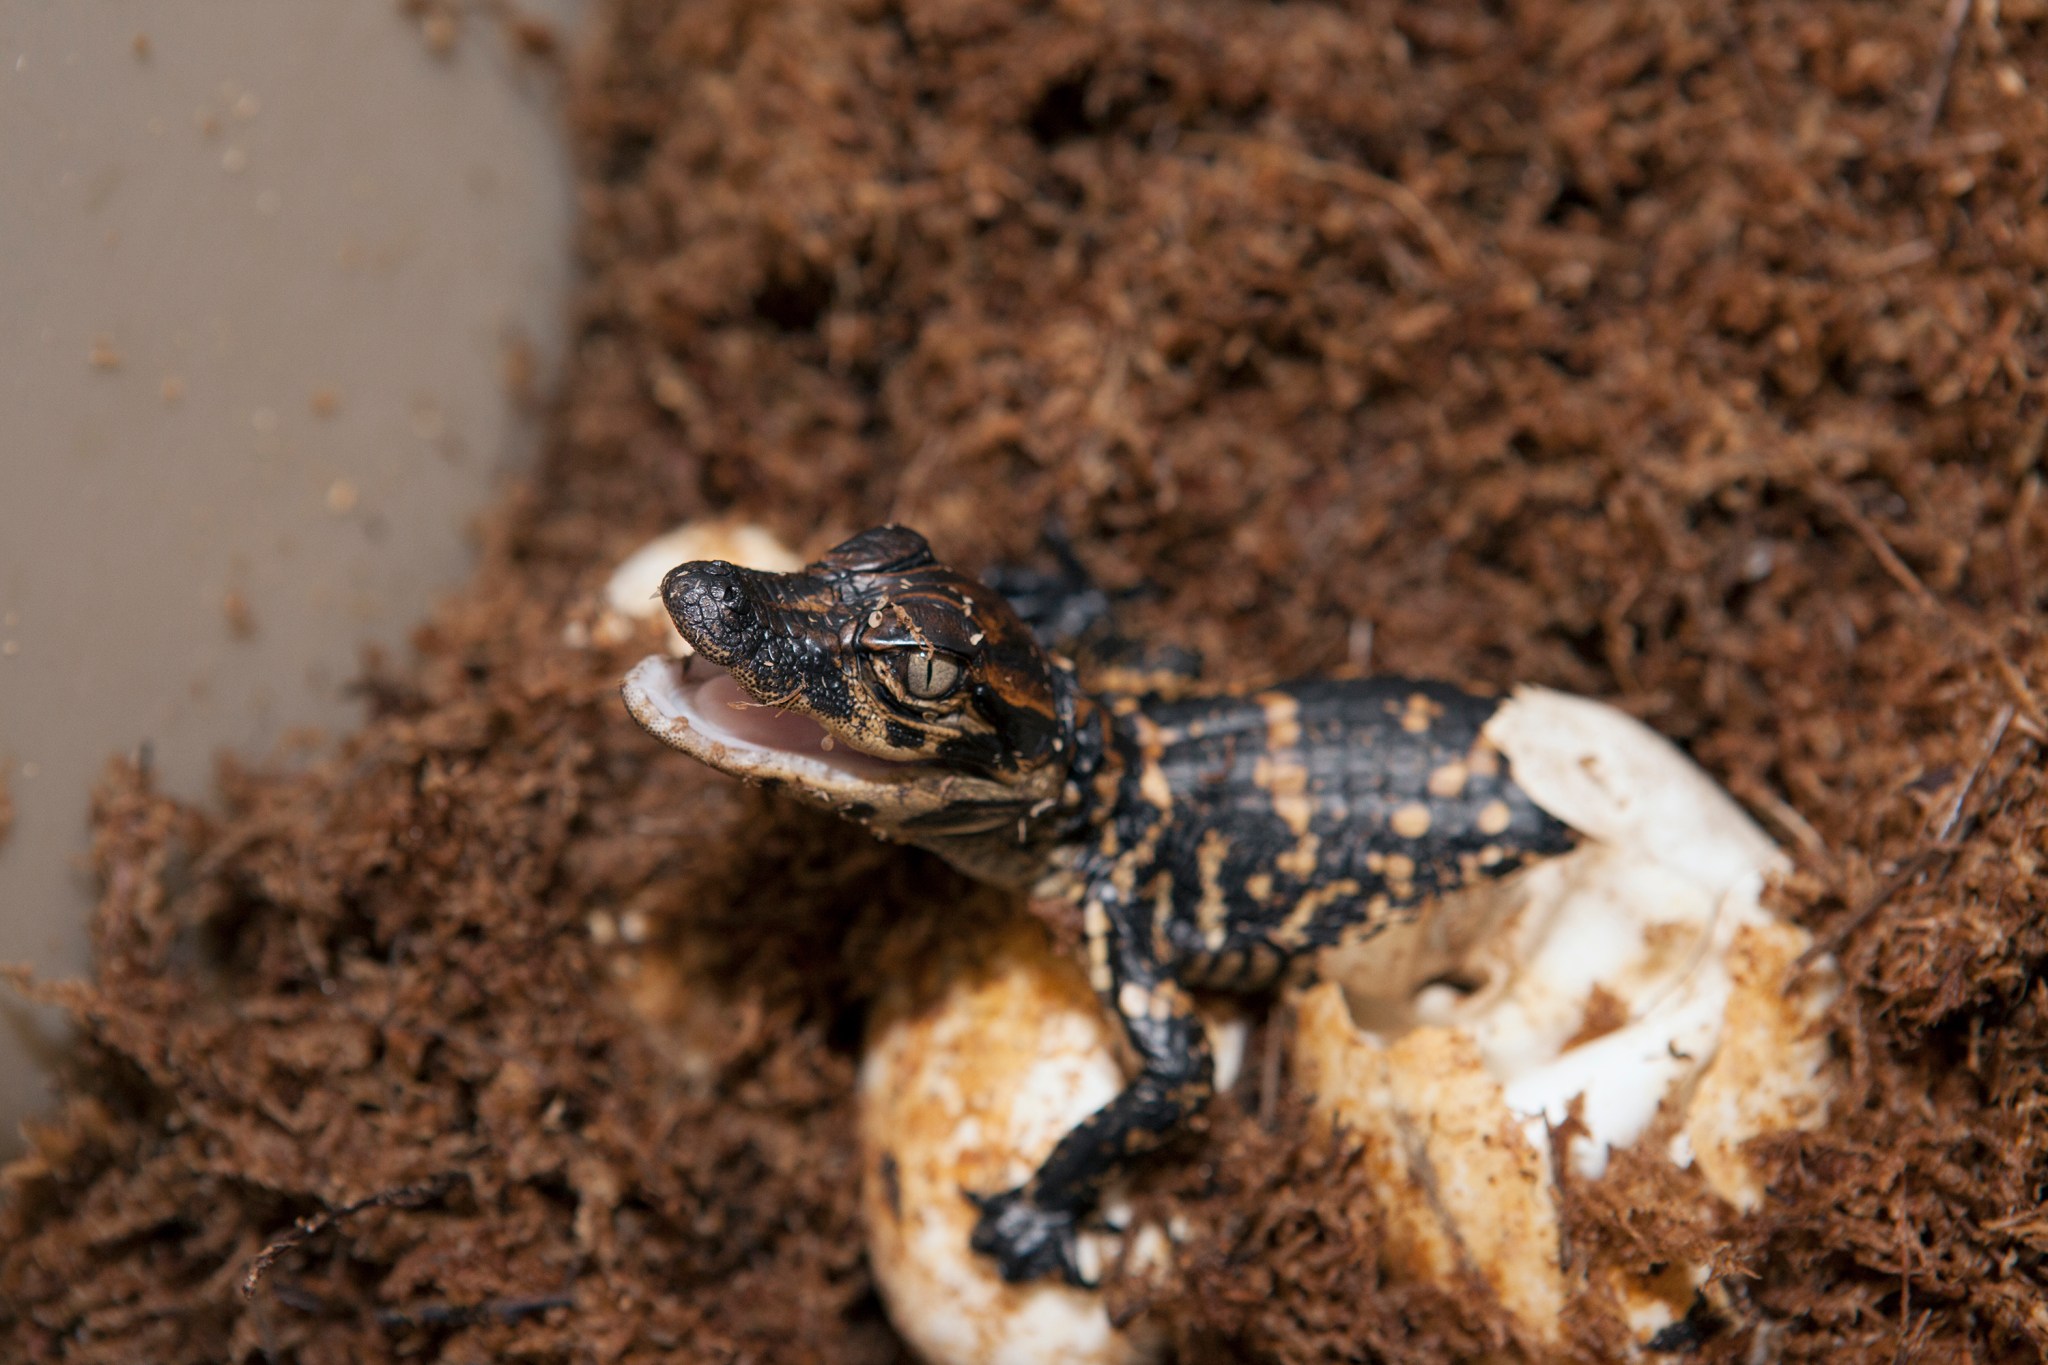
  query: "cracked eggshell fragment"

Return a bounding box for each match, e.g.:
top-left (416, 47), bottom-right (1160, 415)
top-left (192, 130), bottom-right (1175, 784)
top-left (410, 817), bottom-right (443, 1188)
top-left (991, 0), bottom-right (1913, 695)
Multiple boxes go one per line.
top-left (860, 916), bottom-right (1245, 1365)
top-left (1302, 685), bottom-right (1837, 1348)
top-left (1294, 985), bottom-right (1567, 1338)
top-left (1681, 914), bottom-right (1833, 1210)
top-left (1483, 686), bottom-right (1784, 894)
top-left (594, 520), bottom-right (803, 650)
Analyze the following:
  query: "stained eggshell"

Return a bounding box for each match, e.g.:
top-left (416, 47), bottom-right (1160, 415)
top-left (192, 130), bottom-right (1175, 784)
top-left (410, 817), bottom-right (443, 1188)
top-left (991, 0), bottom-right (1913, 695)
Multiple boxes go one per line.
top-left (858, 915), bottom-right (1247, 1365)
top-left (1299, 684), bottom-right (1838, 1348)
top-left (858, 914), bottom-right (1157, 1365)
top-left (1680, 915), bottom-right (1835, 1211)
top-left (1293, 985), bottom-right (1568, 1336)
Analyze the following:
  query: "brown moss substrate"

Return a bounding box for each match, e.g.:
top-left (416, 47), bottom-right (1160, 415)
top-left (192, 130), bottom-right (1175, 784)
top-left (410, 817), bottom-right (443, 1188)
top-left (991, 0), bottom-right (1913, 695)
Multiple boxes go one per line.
top-left (8, 0), bottom-right (2048, 1359)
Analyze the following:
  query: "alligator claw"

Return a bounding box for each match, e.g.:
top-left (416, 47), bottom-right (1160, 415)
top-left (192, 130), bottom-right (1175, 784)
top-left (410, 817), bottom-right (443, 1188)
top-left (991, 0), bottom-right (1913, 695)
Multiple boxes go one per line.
top-left (965, 1186), bottom-right (1090, 1286)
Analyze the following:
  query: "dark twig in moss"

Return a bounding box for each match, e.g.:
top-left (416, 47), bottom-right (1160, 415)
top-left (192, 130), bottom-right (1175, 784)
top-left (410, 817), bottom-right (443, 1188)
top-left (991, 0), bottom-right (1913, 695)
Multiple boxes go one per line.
top-left (1793, 704), bottom-right (2017, 978)
top-left (1931, 705), bottom-right (2013, 844)
top-left (1912, 0), bottom-right (1974, 150)
top-left (1812, 481), bottom-right (2048, 736)
top-left (375, 1292), bottom-right (575, 1329)
top-left (1256, 1006), bottom-right (1286, 1132)
top-left (1793, 847), bottom-right (1947, 977)
top-left (241, 1173), bottom-right (465, 1300)
top-left (1810, 483), bottom-right (1939, 617)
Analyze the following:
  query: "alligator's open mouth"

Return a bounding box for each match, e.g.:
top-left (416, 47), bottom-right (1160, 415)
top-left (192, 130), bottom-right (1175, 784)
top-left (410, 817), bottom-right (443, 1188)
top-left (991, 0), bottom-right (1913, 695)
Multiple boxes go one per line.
top-left (621, 654), bottom-right (915, 796)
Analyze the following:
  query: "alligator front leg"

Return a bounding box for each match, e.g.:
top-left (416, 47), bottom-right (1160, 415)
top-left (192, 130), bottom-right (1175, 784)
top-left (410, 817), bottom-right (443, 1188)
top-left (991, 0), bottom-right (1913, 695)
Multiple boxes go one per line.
top-left (967, 893), bottom-right (1214, 1284)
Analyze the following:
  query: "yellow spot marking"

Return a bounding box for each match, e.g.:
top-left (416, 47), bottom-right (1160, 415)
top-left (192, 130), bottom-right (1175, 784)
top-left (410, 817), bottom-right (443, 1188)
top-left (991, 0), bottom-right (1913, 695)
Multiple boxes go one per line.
top-left (1254, 691), bottom-right (1302, 748)
top-left (1150, 874), bottom-right (1177, 962)
top-left (1275, 832), bottom-right (1320, 879)
top-left (1400, 692), bottom-right (1443, 734)
top-left (1195, 830), bottom-right (1233, 947)
top-left (1381, 848), bottom-right (1418, 901)
top-left (1276, 877), bottom-right (1362, 946)
top-left (1390, 802), bottom-right (1433, 839)
top-left (1479, 844), bottom-right (1505, 867)
top-left (1426, 760), bottom-right (1469, 799)
top-left (1118, 982), bottom-right (1150, 1020)
top-left (1140, 760), bottom-right (1174, 811)
top-left (1467, 737), bottom-right (1502, 779)
top-left (1245, 872), bottom-right (1273, 903)
top-left (1477, 799), bottom-right (1512, 836)
top-left (1274, 791), bottom-right (1313, 836)
top-left (1085, 900), bottom-right (1112, 991)
top-left (1132, 715), bottom-right (1175, 810)
top-left (1254, 752), bottom-right (1312, 837)
top-left (1250, 693), bottom-right (1313, 834)
top-left (1108, 816), bottom-right (1166, 899)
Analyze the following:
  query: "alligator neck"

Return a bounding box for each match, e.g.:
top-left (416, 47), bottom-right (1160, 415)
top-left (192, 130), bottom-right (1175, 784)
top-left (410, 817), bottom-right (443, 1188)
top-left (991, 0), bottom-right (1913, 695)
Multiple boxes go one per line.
top-left (897, 660), bottom-right (1103, 890)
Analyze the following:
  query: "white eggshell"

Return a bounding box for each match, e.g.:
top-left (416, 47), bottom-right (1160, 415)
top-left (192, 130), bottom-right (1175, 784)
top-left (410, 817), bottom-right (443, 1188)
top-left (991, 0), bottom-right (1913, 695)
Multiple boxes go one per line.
top-left (858, 915), bottom-right (1252, 1365)
top-left (1293, 982), bottom-right (1568, 1342)
top-left (1480, 684), bottom-right (1787, 891)
top-left (858, 917), bottom-right (1164, 1365)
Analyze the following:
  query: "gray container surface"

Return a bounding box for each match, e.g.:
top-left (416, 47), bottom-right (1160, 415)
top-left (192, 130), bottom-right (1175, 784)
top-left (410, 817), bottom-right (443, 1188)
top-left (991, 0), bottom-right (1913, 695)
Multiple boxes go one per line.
top-left (0, 1), bottom-right (581, 1158)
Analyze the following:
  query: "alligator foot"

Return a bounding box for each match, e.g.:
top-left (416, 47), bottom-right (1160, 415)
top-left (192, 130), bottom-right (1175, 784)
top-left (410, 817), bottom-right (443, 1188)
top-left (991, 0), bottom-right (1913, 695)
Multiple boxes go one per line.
top-left (964, 1186), bottom-right (1089, 1286)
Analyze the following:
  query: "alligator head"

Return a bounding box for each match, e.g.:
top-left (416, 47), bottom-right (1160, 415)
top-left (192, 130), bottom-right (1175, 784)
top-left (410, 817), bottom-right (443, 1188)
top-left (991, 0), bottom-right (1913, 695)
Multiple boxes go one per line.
top-left (621, 526), bottom-right (1083, 884)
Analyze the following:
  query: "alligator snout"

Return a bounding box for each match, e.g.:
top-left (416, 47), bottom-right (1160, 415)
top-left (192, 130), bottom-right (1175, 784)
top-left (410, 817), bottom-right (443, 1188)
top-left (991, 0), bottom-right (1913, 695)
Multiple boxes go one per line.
top-left (661, 560), bottom-right (768, 665)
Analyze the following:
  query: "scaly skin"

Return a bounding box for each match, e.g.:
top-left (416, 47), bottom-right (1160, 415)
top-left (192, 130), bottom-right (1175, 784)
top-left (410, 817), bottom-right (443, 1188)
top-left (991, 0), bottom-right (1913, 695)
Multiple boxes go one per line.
top-left (621, 526), bottom-right (1575, 1284)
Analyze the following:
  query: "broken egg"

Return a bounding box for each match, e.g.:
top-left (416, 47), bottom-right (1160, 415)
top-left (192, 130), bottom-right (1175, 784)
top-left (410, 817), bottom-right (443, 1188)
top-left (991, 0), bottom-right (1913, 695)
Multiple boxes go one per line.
top-left (859, 915), bottom-right (1246, 1365)
top-left (852, 687), bottom-right (1832, 1358)
top-left (1299, 686), bottom-right (1837, 1348)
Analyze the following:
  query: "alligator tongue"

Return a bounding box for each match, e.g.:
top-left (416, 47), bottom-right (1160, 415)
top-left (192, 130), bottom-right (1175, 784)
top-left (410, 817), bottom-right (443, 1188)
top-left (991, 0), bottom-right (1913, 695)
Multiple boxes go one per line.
top-left (687, 670), bottom-right (830, 752)
top-left (621, 656), bottom-right (906, 785)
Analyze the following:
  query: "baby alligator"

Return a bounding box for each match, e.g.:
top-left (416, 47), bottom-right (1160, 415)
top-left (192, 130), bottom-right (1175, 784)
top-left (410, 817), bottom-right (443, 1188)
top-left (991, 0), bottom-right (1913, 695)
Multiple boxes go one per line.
top-left (621, 526), bottom-right (1576, 1285)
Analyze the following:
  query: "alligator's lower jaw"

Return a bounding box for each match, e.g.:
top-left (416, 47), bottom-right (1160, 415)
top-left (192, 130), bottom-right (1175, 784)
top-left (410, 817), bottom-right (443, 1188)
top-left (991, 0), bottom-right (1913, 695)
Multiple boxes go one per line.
top-left (621, 654), bottom-right (915, 799)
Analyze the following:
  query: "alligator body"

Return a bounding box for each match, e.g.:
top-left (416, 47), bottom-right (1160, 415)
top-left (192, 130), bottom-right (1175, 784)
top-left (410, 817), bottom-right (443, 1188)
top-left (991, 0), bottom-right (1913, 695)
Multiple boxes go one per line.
top-left (622, 526), bottom-right (1575, 1284)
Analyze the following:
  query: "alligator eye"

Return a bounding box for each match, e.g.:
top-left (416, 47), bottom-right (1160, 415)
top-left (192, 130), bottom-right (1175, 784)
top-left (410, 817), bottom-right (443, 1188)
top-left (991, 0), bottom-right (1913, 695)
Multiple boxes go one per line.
top-left (897, 651), bottom-right (962, 700)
